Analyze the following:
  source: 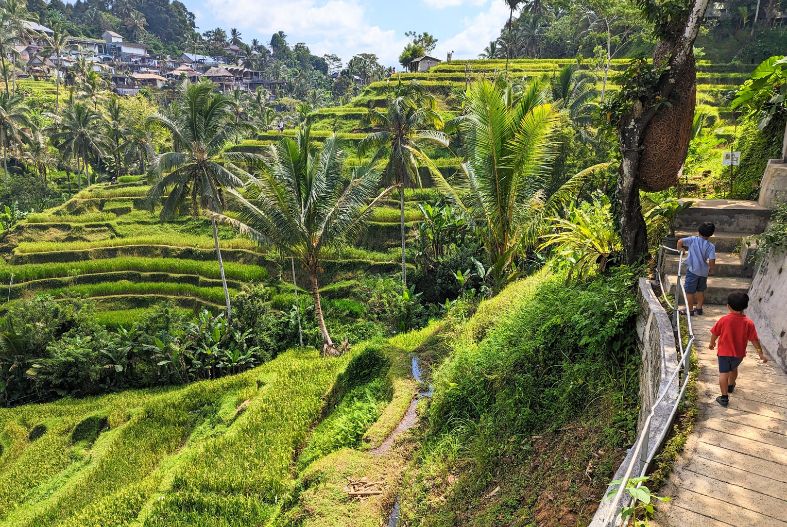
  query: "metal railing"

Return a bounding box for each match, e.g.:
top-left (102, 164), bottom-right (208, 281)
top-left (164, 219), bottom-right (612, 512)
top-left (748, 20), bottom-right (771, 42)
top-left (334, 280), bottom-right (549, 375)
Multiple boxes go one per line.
top-left (598, 246), bottom-right (696, 526)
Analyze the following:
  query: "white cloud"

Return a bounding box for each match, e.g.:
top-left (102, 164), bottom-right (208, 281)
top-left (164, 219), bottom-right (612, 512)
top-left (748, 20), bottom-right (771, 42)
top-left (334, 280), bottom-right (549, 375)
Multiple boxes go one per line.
top-left (203, 0), bottom-right (407, 66)
top-left (434, 0), bottom-right (509, 60)
top-left (422, 0), bottom-right (486, 8)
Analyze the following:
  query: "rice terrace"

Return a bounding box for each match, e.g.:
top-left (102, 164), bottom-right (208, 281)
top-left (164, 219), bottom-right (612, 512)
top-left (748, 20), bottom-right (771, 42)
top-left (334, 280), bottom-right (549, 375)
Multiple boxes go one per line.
top-left (1, 0), bottom-right (786, 526)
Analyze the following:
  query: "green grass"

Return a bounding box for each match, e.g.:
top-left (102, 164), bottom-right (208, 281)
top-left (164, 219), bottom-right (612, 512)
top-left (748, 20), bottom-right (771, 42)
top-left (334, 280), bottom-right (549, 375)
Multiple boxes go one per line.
top-left (74, 186), bottom-right (151, 199)
top-left (0, 257), bottom-right (268, 283)
top-left (94, 307), bottom-right (195, 327)
top-left (38, 281), bottom-right (234, 306)
top-left (24, 212), bottom-right (118, 224)
top-left (0, 348), bottom-right (353, 526)
top-left (14, 234), bottom-right (258, 255)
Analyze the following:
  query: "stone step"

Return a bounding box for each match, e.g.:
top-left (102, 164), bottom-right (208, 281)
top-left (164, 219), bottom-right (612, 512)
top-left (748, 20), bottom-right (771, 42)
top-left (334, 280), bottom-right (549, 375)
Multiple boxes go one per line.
top-left (675, 199), bottom-right (771, 234)
top-left (674, 230), bottom-right (754, 253)
top-left (664, 252), bottom-right (754, 278)
top-left (666, 274), bottom-right (751, 304)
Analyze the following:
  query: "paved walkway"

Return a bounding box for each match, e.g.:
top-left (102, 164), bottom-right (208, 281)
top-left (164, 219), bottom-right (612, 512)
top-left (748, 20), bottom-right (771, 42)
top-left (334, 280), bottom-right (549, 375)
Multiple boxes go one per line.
top-left (656, 305), bottom-right (787, 527)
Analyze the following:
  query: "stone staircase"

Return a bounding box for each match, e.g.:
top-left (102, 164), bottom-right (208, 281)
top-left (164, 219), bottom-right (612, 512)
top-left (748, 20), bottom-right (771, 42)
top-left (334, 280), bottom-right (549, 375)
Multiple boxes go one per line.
top-left (664, 199), bottom-right (771, 305)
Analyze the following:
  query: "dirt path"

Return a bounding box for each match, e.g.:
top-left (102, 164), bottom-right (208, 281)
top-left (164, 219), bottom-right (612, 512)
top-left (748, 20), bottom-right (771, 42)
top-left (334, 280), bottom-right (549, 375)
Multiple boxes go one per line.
top-left (656, 304), bottom-right (787, 526)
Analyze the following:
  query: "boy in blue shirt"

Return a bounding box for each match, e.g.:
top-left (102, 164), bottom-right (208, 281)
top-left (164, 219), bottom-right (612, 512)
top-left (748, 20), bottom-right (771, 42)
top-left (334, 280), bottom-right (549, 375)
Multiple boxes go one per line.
top-left (677, 222), bottom-right (716, 316)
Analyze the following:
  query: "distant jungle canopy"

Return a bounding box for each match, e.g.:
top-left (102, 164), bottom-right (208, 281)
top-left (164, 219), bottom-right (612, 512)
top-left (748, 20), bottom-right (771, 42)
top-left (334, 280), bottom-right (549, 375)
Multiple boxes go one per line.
top-left (488, 0), bottom-right (786, 63)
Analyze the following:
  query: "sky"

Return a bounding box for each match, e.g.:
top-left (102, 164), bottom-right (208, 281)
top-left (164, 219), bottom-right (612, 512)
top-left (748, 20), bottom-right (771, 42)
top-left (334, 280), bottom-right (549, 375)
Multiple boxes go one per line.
top-left (184, 0), bottom-right (511, 67)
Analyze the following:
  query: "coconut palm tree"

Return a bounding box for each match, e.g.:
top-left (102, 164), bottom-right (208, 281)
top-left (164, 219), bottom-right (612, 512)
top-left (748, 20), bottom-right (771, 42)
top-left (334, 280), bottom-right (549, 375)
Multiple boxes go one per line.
top-left (0, 0), bottom-right (36, 93)
top-left (80, 70), bottom-right (106, 110)
top-left (0, 92), bottom-right (33, 177)
top-left (230, 28), bottom-right (243, 46)
top-left (361, 95), bottom-right (449, 289)
top-left (435, 79), bottom-right (557, 287)
top-left (49, 102), bottom-right (106, 188)
top-left (432, 78), bottom-right (605, 288)
top-left (503, 0), bottom-right (523, 70)
top-left (45, 29), bottom-right (70, 111)
top-left (480, 41), bottom-right (499, 59)
top-left (104, 96), bottom-right (128, 180)
top-left (215, 129), bottom-right (392, 356)
top-left (146, 81), bottom-right (253, 322)
top-left (23, 130), bottom-right (54, 182)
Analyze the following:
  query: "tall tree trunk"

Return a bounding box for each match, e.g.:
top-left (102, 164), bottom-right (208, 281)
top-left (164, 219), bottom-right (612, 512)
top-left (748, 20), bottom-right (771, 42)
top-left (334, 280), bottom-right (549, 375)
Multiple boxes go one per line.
top-left (1, 129), bottom-right (7, 179)
top-left (601, 22), bottom-right (611, 101)
top-left (212, 217), bottom-right (232, 322)
top-left (615, 0), bottom-right (710, 265)
top-left (752, 0), bottom-right (761, 36)
top-left (617, 124), bottom-right (649, 264)
top-left (399, 184), bottom-right (407, 290)
top-left (0, 54), bottom-right (9, 92)
top-left (308, 260), bottom-right (336, 356)
top-left (506, 8), bottom-right (514, 72)
top-left (55, 54), bottom-right (61, 111)
top-left (782, 119), bottom-right (787, 163)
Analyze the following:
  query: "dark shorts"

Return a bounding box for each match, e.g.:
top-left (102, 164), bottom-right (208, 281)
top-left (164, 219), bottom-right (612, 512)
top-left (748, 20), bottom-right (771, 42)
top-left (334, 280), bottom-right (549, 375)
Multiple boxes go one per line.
top-left (718, 356), bottom-right (744, 373)
top-left (684, 271), bottom-right (708, 293)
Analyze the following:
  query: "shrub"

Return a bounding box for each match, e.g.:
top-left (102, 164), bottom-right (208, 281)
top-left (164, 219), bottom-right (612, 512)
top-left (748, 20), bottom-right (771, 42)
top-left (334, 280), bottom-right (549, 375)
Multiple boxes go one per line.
top-left (428, 267), bottom-right (639, 458)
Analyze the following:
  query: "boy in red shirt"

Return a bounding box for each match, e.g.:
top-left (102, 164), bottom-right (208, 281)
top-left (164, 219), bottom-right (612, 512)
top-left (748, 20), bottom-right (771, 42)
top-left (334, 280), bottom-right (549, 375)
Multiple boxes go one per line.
top-left (709, 292), bottom-right (768, 407)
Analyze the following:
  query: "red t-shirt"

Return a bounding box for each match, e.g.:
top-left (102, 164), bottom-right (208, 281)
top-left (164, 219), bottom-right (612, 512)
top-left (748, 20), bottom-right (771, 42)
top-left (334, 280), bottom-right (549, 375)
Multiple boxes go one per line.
top-left (710, 313), bottom-right (759, 358)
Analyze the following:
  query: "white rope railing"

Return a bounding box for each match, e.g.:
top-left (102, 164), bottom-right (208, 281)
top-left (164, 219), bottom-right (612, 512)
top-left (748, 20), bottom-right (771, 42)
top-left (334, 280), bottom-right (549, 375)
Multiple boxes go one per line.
top-left (599, 245), bottom-right (695, 526)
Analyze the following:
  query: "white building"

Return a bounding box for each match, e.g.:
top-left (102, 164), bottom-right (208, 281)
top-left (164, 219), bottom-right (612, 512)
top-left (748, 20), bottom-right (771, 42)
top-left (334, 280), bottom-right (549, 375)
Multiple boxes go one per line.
top-left (409, 55), bottom-right (441, 73)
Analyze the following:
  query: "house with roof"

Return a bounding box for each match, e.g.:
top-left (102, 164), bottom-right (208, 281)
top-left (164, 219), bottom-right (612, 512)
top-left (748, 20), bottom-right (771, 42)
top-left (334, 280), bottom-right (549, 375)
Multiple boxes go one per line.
top-left (101, 31), bottom-right (148, 63)
top-left (180, 53), bottom-right (222, 68)
top-left (23, 20), bottom-right (53, 35)
top-left (132, 72), bottom-right (166, 89)
top-left (408, 55), bottom-right (441, 73)
top-left (167, 64), bottom-right (201, 83)
top-left (203, 66), bottom-right (235, 90)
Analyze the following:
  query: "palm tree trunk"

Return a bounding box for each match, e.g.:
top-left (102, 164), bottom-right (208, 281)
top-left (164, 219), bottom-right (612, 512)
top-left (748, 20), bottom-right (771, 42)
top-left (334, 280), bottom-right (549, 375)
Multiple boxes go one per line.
top-left (1, 130), bottom-right (7, 179)
top-left (399, 184), bottom-right (407, 290)
top-left (211, 217), bottom-right (232, 322)
top-left (55, 54), bottom-right (61, 111)
top-left (308, 261), bottom-right (336, 356)
top-left (0, 52), bottom-right (9, 92)
top-left (505, 8), bottom-right (514, 72)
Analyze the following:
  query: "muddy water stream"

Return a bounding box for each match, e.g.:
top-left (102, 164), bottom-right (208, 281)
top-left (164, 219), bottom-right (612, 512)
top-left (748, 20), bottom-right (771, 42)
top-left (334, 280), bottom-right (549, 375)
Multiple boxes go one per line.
top-left (384, 355), bottom-right (432, 526)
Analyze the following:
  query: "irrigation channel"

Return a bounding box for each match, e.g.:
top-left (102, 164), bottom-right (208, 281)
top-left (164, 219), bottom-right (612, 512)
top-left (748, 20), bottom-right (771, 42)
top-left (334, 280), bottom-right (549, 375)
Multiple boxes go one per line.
top-left (384, 355), bottom-right (433, 527)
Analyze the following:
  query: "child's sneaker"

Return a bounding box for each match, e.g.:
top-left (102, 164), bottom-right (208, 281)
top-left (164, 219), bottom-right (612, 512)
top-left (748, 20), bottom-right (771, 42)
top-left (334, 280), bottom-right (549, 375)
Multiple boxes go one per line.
top-left (695, 308), bottom-right (704, 316)
top-left (716, 395), bottom-right (729, 407)
top-left (728, 384), bottom-right (736, 393)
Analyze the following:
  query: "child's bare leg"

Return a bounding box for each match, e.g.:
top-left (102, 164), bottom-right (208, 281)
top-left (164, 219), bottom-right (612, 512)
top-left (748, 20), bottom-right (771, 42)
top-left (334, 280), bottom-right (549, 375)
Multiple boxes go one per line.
top-left (685, 292), bottom-right (696, 311)
top-left (729, 368), bottom-right (739, 387)
top-left (695, 291), bottom-right (705, 309)
top-left (719, 372), bottom-right (730, 396)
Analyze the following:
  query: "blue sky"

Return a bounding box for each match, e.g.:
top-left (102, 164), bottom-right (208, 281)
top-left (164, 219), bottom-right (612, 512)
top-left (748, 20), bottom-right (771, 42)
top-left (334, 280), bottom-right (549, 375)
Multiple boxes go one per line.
top-left (183, 0), bottom-right (511, 67)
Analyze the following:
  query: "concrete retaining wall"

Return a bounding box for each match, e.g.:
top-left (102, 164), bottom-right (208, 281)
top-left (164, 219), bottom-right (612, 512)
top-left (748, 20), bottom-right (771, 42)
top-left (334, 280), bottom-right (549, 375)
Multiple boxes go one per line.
top-left (747, 248), bottom-right (787, 372)
top-left (589, 278), bottom-right (679, 526)
top-left (758, 160), bottom-right (787, 209)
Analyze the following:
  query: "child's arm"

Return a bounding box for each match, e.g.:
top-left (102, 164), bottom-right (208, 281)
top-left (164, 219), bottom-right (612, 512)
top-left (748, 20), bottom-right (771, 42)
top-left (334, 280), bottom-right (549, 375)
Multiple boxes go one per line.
top-left (708, 258), bottom-right (716, 275)
top-left (708, 333), bottom-right (718, 350)
top-left (751, 339), bottom-right (768, 363)
top-left (677, 238), bottom-right (686, 251)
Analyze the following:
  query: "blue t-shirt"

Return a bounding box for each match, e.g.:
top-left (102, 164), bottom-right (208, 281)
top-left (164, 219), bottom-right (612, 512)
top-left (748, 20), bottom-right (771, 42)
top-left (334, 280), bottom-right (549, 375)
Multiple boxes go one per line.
top-left (679, 236), bottom-right (716, 277)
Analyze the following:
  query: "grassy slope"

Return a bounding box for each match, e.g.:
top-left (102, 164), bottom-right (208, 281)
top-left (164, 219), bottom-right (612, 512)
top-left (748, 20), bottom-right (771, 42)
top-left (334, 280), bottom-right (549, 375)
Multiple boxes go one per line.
top-left (0, 348), bottom-right (353, 526)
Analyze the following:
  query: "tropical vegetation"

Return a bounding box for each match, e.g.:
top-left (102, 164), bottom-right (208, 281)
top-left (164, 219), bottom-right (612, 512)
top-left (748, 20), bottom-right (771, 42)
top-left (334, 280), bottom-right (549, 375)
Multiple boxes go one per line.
top-left (0, 0), bottom-right (784, 525)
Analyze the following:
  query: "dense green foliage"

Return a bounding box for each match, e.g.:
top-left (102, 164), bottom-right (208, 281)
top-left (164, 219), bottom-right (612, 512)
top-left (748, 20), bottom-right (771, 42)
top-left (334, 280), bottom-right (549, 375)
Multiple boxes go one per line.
top-left (399, 267), bottom-right (640, 525)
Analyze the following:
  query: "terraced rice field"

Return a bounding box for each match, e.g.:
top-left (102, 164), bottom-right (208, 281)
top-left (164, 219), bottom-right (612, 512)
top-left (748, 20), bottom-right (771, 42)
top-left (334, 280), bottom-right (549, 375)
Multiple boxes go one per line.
top-left (238, 58), bottom-right (751, 177)
top-left (0, 176), bottom-right (416, 322)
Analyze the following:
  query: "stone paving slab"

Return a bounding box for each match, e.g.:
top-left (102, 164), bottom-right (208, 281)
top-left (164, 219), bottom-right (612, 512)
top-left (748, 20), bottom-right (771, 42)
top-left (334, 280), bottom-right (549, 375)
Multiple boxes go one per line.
top-left (656, 305), bottom-right (787, 526)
